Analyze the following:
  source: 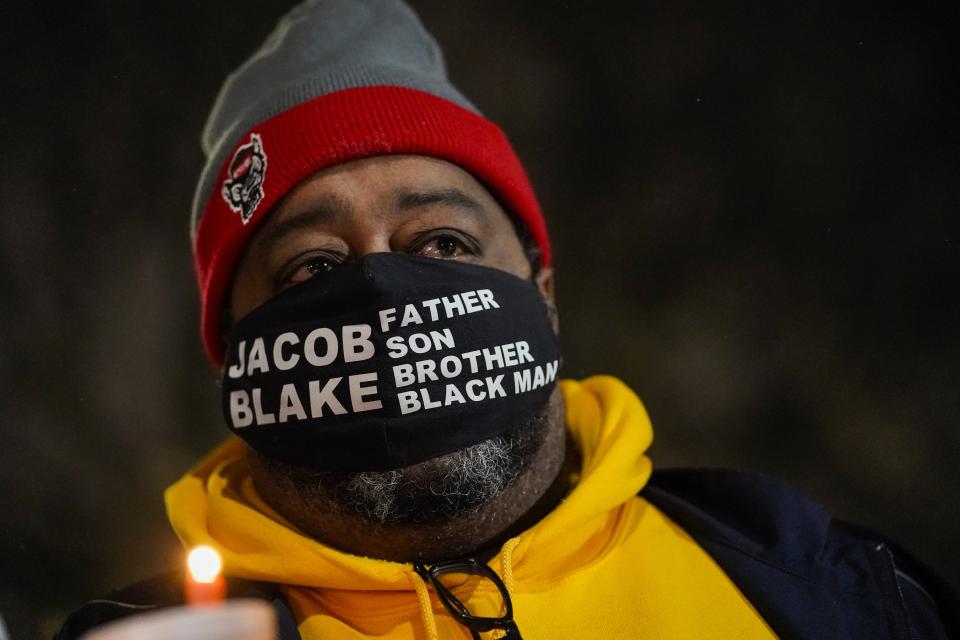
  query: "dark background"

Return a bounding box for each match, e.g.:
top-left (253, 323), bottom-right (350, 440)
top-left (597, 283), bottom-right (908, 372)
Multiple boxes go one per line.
top-left (1, 1), bottom-right (958, 637)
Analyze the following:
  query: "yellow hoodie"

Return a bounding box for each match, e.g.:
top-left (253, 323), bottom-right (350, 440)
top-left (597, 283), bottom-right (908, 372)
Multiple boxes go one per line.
top-left (166, 376), bottom-right (777, 639)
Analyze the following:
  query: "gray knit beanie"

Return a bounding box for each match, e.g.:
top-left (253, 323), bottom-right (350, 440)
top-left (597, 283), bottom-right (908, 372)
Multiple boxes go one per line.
top-left (191, 0), bottom-right (549, 365)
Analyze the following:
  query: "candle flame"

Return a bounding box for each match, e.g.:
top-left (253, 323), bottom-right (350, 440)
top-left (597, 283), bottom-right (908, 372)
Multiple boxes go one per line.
top-left (187, 545), bottom-right (222, 584)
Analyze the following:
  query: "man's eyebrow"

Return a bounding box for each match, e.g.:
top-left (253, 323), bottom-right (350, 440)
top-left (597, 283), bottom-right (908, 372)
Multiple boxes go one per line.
top-left (395, 188), bottom-right (486, 216)
top-left (256, 193), bottom-right (352, 252)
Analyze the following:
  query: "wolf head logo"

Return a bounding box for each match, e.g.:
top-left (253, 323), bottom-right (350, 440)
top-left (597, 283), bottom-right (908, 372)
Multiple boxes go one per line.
top-left (221, 133), bottom-right (267, 223)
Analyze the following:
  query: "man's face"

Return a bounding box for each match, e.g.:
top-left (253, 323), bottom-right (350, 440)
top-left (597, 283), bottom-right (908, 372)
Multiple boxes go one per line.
top-left (227, 155), bottom-right (562, 541)
top-left (229, 154), bottom-right (552, 320)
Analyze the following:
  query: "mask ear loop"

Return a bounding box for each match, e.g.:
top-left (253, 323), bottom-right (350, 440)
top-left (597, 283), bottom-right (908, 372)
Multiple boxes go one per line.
top-left (218, 304), bottom-right (235, 364)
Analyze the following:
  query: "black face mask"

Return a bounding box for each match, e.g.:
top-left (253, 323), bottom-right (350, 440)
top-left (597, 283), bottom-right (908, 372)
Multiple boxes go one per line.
top-left (222, 253), bottom-right (561, 471)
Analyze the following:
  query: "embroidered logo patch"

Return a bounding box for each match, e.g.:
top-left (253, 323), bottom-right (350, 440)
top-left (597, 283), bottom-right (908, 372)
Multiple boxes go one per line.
top-left (221, 133), bottom-right (267, 224)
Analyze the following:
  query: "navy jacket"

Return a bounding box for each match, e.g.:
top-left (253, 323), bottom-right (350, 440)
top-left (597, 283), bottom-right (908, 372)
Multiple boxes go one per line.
top-left (56, 469), bottom-right (957, 639)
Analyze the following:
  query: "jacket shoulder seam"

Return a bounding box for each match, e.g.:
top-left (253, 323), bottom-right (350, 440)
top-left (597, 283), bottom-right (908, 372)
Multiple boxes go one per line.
top-left (688, 528), bottom-right (879, 597)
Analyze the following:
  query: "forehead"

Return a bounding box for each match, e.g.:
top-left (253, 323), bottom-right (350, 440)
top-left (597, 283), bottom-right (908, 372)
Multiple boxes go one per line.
top-left (264, 154), bottom-right (508, 229)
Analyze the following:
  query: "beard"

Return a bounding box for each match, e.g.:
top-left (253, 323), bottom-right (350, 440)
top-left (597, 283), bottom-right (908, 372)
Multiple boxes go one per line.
top-left (258, 403), bottom-right (553, 528)
top-left (317, 407), bottom-right (551, 526)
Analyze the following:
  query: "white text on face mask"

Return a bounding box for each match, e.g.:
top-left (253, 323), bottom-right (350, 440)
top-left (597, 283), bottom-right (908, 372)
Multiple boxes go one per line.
top-left (227, 289), bottom-right (503, 378)
top-left (224, 285), bottom-right (559, 429)
top-left (229, 372), bottom-right (384, 428)
top-left (227, 324), bottom-right (377, 378)
top-left (396, 359), bottom-right (559, 415)
top-left (377, 289), bottom-right (500, 333)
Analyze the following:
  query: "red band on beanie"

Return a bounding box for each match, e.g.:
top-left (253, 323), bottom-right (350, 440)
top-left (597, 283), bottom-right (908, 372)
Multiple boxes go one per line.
top-left (194, 85), bottom-right (550, 366)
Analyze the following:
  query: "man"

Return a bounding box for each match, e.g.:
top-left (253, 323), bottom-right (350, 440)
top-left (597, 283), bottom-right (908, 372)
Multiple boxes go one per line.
top-left (57, 1), bottom-right (955, 638)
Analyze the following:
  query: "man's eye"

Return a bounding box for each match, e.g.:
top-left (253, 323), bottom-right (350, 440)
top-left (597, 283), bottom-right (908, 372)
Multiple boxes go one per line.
top-left (282, 254), bottom-right (340, 288)
top-left (417, 234), bottom-right (469, 259)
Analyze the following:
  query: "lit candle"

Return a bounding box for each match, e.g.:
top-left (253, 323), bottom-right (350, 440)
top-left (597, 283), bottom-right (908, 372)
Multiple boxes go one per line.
top-left (185, 545), bottom-right (227, 606)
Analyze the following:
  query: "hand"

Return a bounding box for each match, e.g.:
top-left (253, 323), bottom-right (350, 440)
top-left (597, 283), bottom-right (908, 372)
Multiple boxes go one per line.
top-left (79, 599), bottom-right (276, 640)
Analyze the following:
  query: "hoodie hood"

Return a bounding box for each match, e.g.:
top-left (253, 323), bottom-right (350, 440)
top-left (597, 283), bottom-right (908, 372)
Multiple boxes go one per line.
top-left (165, 376), bottom-right (653, 592)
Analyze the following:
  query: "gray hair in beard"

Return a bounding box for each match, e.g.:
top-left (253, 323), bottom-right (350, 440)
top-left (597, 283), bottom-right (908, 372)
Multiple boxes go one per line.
top-left (311, 407), bottom-right (551, 526)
